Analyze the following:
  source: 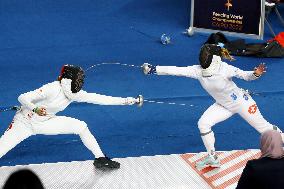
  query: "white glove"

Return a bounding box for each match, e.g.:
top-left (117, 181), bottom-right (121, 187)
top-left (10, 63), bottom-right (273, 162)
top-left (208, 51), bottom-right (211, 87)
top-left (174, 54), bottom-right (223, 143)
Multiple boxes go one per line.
top-left (125, 95), bottom-right (144, 107)
top-left (125, 97), bottom-right (137, 105)
top-left (142, 63), bottom-right (156, 75)
top-left (33, 106), bottom-right (47, 116)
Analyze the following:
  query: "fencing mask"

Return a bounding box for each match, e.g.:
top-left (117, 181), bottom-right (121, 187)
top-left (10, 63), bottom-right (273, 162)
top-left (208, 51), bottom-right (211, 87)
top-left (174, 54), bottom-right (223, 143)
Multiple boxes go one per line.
top-left (59, 65), bottom-right (85, 93)
top-left (199, 44), bottom-right (222, 69)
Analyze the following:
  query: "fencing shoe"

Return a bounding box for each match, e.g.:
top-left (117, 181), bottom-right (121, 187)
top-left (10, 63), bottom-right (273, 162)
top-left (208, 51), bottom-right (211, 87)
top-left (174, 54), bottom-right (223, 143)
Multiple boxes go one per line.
top-left (93, 157), bottom-right (120, 170)
top-left (196, 154), bottom-right (220, 169)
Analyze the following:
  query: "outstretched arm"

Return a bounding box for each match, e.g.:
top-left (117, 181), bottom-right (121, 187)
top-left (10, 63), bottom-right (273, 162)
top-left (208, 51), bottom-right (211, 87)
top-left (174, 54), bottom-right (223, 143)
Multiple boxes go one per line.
top-left (73, 90), bottom-right (143, 106)
top-left (142, 63), bottom-right (200, 79)
top-left (227, 63), bottom-right (266, 81)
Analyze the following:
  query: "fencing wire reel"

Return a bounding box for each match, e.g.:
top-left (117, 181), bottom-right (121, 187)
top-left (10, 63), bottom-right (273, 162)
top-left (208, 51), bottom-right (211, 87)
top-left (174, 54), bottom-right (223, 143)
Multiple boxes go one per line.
top-left (129, 26), bottom-right (174, 45)
top-left (160, 34), bottom-right (171, 45)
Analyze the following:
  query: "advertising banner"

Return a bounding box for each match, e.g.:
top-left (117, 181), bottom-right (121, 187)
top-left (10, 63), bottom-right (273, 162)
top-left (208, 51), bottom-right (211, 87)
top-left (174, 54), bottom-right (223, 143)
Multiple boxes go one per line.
top-left (188, 0), bottom-right (265, 39)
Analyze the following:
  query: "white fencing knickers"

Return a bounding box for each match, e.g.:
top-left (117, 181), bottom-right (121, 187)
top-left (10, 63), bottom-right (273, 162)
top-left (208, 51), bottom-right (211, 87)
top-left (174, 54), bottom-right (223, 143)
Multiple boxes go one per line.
top-left (0, 111), bottom-right (104, 159)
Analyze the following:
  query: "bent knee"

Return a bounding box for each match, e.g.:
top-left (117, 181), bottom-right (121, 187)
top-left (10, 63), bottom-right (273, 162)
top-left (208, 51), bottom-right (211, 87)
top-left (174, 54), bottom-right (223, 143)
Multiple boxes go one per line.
top-left (79, 120), bottom-right (87, 128)
top-left (75, 120), bottom-right (88, 134)
top-left (198, 119), bottom-right (214, 133)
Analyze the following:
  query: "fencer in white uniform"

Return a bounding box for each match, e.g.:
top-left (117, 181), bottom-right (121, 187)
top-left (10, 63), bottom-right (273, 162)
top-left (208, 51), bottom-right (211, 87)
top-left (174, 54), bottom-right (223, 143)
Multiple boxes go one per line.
top-left (0, 65), bottom-right (143, 169)
top-left (143, 44), bottom-right (283, 168)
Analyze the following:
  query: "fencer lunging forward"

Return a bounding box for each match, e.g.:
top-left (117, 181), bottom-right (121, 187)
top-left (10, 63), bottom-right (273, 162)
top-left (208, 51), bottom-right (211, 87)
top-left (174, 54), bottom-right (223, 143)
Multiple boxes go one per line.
top-left (0, 65), bottom-right (143, 170)
top-left (143, 44), bottom-right (283, 169)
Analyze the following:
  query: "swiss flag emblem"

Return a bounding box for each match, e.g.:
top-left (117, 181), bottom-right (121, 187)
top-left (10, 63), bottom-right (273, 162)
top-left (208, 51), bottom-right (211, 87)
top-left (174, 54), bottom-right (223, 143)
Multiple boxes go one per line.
top-left (248, 104), bottom-right (257, 114)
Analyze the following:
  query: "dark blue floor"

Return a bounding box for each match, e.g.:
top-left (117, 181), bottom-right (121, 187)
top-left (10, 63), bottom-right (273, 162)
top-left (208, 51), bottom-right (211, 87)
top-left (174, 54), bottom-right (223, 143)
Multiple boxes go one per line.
top-left (0, 0), bottom-right (284, 166)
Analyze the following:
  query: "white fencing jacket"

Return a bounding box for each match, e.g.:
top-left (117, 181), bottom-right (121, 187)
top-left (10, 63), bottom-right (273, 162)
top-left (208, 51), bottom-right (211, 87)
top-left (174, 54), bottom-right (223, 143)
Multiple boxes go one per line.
top-left (18, 79), bottom-right (133, 122)
top-left (156, 57), bottom-right (258, 110)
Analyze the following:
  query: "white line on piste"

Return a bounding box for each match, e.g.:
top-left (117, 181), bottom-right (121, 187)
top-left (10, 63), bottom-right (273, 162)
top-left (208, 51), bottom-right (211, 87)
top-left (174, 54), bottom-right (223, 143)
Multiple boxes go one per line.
top-left (86, 62), bottom-right (142, 71)
top-left (144, 99), bottom-right (195, 107)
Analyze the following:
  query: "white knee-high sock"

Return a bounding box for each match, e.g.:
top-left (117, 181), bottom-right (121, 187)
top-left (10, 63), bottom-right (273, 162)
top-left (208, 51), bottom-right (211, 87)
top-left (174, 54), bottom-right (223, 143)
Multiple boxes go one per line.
top-left (201, 131), bottom-right (216, 156)
top-left (80, 128), bottom-right (104, 158)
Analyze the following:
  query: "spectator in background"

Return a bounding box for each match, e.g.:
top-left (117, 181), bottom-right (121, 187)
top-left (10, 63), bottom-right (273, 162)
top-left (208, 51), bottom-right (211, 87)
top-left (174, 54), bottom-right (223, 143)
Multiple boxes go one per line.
top-left (237, 130), bottom-right (284, 189)
top-left (3, 169), bottom-right (44, 189)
